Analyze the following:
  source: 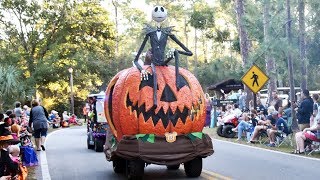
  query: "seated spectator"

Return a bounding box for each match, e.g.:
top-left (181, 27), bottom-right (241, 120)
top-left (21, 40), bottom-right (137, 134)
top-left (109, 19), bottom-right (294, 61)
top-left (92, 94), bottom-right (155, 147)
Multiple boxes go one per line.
top-left (232, 110), bottom-right (259, 141)
top-left (256, 99), bottom-right (267, 116)
top-left (292, 117), bottom-right (320, 154)
top-left (232, 104), bottom-right (242, 118)
top-left (282, 101), bottom-right (292, 120)
top-left (10, 124), bottom-right (21, 140)
top-left (249, 108), bottom-right (278, 143)
top-left (49, 110), bottom-right (60, 128)
top-left (68, 114), bottom-right (81, 125)
top-left (23, 105), bottom-right (30, 118)
top-left (62, 111), bottom-right (70, 122)
top-left (266, 111), bottom-right (289, 147)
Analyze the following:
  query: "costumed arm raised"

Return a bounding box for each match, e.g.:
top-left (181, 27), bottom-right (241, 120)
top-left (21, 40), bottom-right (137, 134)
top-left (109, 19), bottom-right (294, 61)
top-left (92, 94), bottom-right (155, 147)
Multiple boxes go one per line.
top-left (134, 34), bottom-right (149, 72)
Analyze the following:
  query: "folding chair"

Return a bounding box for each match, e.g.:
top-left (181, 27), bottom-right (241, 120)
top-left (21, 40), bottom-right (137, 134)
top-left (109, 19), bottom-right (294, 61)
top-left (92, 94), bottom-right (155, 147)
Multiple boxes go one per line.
top-left (306, 140), bottom-right (320, 155)
top-left (276, 117), bottom-right (293, 147)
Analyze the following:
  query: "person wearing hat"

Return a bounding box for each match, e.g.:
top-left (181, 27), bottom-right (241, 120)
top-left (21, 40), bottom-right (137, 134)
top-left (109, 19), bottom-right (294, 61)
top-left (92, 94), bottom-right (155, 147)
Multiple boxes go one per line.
top-left (266, 111), bottom-right (289, 147)
top-left (0, 123), bottom-right (20, 178)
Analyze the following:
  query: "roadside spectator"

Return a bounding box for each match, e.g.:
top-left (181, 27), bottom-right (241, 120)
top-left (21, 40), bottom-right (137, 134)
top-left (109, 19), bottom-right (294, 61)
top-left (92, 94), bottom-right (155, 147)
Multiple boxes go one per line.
top-left (82, 105), bottom-right (89, 123)
top-left (10, 124), bottom-right (20, 140)
top-left (239, 92), bottom-right (246, 111)
top-left (256, 99), bottom-right (267, 116)
top-left (28, 99), bottom-right (49, 151)
top-left (14, 102), bottom-right (23, 119)
top-left (249, 107), bottom-right (278, 143)
top-left (310, 93), bottom-right (320, 127)
top-left (62, 111), bottom-right (70, 122)
top-left (232, 110), bottom-right (259, 141)
top-left (266, 111), bottom-right (289, 147)
top-left (23, 105), bottom-right (30, 117)
top-left (282, 101), bottom-right (292, 120)
top-left (49, 110), bottom-right (60, 129)
top-left (295, 89), bottom-right (313, 131)
top-left (0, 127), bottom-right (20, 178)
top-left (292, 116), bottom-right (320, 154)
top-left (232, 104), bottom-right (242, 119)
top-left (270, 90), bottom-right (282, 112)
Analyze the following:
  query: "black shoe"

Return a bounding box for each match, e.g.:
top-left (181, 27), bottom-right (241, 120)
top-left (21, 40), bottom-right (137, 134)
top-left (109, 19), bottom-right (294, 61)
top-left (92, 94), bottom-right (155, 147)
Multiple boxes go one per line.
top-left (41, 145), bottom-right (46, 151)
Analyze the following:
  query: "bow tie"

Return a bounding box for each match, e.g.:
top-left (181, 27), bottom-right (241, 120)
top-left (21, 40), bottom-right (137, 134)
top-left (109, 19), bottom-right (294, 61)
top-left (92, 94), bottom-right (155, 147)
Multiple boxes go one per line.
top-left (157, 28), bottom-right (161, 32)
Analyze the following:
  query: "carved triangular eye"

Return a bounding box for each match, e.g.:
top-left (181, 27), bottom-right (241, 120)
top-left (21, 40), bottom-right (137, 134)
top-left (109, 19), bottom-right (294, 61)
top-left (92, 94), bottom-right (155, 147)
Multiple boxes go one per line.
top-left (160, 85), bottom-right (177, 102)
top-left (177, 74), bottom-right (190, 90)
top-left (139, 74), bottom-right (158, 90)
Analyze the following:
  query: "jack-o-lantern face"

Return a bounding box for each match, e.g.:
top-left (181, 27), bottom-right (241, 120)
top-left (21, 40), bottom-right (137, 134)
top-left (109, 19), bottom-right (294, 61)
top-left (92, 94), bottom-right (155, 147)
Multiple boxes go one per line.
top-left (105, 65), bottom-right (206, 141)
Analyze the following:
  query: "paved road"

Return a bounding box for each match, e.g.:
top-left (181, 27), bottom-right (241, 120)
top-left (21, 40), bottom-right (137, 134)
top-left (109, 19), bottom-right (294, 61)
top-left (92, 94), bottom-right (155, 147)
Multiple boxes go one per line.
top-left (44, 127), bottom-right (221, 180)
top-left (205, 140), bottom-right (320, 180)
top-left (43, 127), bottom-right (320, 180)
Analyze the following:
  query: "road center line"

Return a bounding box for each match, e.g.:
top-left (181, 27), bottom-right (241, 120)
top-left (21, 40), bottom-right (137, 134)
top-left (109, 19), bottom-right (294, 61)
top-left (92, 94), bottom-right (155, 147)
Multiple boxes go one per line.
top-left (202, 169), bottom-right (232, 180)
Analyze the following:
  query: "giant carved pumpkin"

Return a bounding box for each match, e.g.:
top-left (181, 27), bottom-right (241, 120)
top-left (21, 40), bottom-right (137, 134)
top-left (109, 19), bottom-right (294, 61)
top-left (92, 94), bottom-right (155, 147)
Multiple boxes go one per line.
top-left (105, 65), bottom-right (206, 141)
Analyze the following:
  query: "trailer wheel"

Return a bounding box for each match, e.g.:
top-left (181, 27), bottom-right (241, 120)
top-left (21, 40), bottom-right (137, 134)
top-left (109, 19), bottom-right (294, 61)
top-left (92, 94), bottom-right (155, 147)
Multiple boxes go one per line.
top-left (94, 138), bottom-right (104, 152)
top-left (184, 157), bottom-right (202, 177)
top-left (87, 135), bottom-right (94, 149)
top-left (166, 164), bottom-right (180, 170)
top-left (113, 158), bottom-right (126, 173)
top-left (127, 160), bottom-right (144, 180)
top-left (217, 125), bottom-right (224, 137)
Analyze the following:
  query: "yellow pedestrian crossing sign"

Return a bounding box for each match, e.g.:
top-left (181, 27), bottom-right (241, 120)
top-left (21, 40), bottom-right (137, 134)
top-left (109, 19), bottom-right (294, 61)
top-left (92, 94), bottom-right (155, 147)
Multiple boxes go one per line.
top-left (241, 64), bottom-right (269, 94)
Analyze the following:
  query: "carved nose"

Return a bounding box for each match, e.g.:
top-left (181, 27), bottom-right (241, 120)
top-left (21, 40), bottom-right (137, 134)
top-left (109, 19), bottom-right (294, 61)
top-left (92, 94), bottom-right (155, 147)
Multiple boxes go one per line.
top-left (160, 85), bottom-right (177, 102)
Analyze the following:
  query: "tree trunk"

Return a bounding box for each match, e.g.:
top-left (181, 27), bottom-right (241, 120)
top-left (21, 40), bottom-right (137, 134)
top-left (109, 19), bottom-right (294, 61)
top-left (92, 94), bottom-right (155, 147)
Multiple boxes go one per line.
top-left (112, 0), bottom-right (119, 56)
top-left (286, 0), bottom-right (298, 131)
top-left (264, 0), bottom-right (277, 104)
top-left (202, 32), bottom-right (208, 63)
top-left (298, 0), bottom-right (307, 90)
top-left (235, 0), bottom-right (252, 108)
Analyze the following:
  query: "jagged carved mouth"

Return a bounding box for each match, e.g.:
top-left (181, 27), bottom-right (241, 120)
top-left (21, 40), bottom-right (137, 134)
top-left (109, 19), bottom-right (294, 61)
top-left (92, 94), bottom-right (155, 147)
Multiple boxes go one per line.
top-left (126, 93), bottom-right (201, 128)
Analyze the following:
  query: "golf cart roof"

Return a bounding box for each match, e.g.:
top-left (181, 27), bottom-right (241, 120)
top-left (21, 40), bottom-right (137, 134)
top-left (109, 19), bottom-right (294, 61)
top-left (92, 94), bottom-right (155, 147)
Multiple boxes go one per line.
top-left (88, 91), bottom-right (105, 99)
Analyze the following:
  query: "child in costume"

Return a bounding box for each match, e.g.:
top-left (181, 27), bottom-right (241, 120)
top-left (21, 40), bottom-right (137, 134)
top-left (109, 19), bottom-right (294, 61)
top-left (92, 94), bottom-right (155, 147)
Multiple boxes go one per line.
top-left (19, 133), bottom-right (38, 167)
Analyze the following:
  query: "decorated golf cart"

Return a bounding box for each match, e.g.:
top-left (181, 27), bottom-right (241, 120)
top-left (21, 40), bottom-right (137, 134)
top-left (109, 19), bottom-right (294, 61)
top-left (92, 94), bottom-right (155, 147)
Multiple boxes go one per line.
top-left (103, 5), bottom-right (214, 179)
top-left (87, 92), bottom-right (109, 152)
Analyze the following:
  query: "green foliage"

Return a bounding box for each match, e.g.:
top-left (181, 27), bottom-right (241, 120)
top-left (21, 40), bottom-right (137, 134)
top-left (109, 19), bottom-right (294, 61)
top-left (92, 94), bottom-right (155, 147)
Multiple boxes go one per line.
top-left (197, 57), bottom-right (243, 89)
top-left (0, 0), bottom-right (116, 112)
top-left (189, 1), bottom-right (215, 30)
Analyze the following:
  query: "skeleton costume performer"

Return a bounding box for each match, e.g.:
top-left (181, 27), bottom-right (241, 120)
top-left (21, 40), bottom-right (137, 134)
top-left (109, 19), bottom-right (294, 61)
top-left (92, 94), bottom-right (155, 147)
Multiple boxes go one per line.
top-left (134, 6), bottom-right (193, 107)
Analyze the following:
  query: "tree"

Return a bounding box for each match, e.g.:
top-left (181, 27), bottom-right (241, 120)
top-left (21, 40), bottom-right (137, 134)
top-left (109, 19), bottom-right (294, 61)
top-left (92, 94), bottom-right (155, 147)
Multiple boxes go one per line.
top-left (0, 66), bottom-right (23, 111)
top-left (189, 1), bottom-right (215, 74)
top-left (263, 0), bottom-right (277, 104)
top-left (235, 0), bottom-right (253, 108)
top-left (0, 0), bottom-right (116, 112)
top-left (286, 0), bottom-right (298, 131)
top-left (298, 0), bottom-right (307, 90)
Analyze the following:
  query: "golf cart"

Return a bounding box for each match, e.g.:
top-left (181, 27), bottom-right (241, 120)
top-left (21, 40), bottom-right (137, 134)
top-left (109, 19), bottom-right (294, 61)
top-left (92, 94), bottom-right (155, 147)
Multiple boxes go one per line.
top-left (87, 92), bottom-right (108, 152)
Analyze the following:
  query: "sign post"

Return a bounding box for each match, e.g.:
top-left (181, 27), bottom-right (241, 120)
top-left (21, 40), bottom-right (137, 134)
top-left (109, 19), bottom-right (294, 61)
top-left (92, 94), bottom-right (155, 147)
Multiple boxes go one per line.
top-left (241, 64), bottom-right (269, 109)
